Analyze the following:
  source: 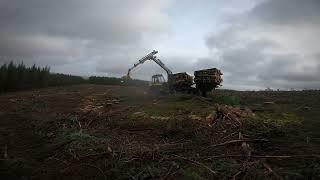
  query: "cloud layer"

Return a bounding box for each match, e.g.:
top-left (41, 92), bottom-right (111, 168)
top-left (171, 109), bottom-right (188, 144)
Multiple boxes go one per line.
top-left (0, 0), bottom-right (319, 90)
top-left (0, 0), bottom-right (171, 76)
top-left (203, 0), bottom-right (320, 90)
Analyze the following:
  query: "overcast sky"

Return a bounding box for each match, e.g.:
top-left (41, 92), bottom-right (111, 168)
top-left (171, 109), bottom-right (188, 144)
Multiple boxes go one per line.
top-left (0, 0), bottom-right (319, 90)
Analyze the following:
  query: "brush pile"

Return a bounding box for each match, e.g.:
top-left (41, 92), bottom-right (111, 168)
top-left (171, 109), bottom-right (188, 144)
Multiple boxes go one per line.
top-left (206, 105), bottom-right (255, 129)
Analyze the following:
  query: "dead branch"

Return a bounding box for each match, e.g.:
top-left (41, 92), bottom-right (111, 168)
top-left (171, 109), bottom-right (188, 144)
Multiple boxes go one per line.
top-left (78, 151), bottom-right (112, 159)
top-left (193, 96), bottom-right (214, 105)
top-left (207, 139), bottom-right (269, 149)
top-left (62, 163), bottom-right (107, 180)
top-left (220, 131), bottom-right (239, 141)
top-left (203, 154), bottom-right (320, 160)
top-left (86, 118), bottom-right (96, 128)
top-left (172, 154), bottom-right (217, 174)
top-left (161, 165), bottom-right (173, 180)
top-left (47, 157), bottom-right (69, 166)
top-left (44, 140), bottom-right (74, 158)
top-left (262, 162), bottom-right (283, 180)
top-left (251, 155), bottom-right (320, 158)
top-left (232, 171), bottom-right (242, 180)
top-left (3, 144), bottom-right (8, 159)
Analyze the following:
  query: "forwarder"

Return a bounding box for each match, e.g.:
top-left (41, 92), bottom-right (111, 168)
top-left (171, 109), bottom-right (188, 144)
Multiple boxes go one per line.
top-left (123, 50), bottom-right (223, 96)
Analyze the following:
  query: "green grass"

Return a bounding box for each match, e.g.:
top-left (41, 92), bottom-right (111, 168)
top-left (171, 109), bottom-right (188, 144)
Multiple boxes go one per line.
top-left (243, 111), bottom-right (303, 139)
top-left (61, 130), bottom-right (97, 153)
top-left (212, 95), bottom-right (241, 105)
top-left (181, 167), bottom-right (205, 180)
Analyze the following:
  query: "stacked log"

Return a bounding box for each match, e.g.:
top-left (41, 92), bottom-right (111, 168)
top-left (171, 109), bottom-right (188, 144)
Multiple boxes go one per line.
top-left (194, 68), bottom-right (223, 96)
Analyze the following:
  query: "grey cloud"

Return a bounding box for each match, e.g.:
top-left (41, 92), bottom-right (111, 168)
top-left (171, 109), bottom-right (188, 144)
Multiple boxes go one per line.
top-left (259, 54), bottom-right (320, 83)
top-left (0, 0), bottom-right (168, 42)
top-left (0, 0), bottom-right (170, 73)
top-left (203, 0), bottom-right (320, 90)
top-left (250, 0), bottom-right (320, 25)
top-left (193, 57), bottom-right (221, 70)
top-left (0, 33), bottom-right (73, 58)
top-left (205, 26), bottom-right (241, 49)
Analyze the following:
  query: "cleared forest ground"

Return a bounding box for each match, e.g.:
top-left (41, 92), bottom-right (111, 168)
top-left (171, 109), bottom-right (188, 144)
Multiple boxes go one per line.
top-left (0, 84), bottom-right (319, 179)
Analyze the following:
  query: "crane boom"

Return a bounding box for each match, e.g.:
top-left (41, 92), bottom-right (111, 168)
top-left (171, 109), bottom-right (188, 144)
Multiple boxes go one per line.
top-left (126, 50), bottom-right (173, 79)
top-left (126, 50), bottom-right (158, 79)
top-left (150, 56), bottom-right (173, 75)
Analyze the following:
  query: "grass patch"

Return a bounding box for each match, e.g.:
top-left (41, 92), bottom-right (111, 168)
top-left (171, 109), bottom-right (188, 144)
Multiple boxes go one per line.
top-left (210, 159), bottom-right (240, 178)
top-left (181, 167), bottom-right (205, 180)
top-left (61, 130), bottom-right (97, 152)
top-left (163, 116), bottom-right (198, 138)
top-left (244, 112), bottom-right (302, 138)
top-left (213, 95), bottom-right (241, 105)
top-left (179, 159), bottom-right (240, 180)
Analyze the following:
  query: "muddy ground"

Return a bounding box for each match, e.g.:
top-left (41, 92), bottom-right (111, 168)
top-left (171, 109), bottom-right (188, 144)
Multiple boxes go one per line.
top-left (0, 84), bottom-right (319, 179)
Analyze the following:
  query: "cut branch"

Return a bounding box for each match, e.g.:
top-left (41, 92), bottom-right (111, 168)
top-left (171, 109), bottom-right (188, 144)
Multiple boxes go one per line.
top-left (172, 154), bottom-right (217, 174)
top-left (208, 139), bottom-right (269, 148)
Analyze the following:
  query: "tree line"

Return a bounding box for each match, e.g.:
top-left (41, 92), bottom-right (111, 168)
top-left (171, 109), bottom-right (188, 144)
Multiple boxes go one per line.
top-left (88, 76), bottom-right (148, 87)
top-left (0, 62), bottom-right (148, 94)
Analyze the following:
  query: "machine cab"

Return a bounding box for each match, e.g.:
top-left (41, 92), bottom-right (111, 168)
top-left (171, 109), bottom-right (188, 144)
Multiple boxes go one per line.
top-left (151, 74), bottom-right (166, 86)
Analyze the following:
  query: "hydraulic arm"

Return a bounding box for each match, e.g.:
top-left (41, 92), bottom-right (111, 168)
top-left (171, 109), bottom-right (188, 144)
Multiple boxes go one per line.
top-left (126, 50), bottom-right (173, 79)
top-left (151, 57), bottom-right (172, 75)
